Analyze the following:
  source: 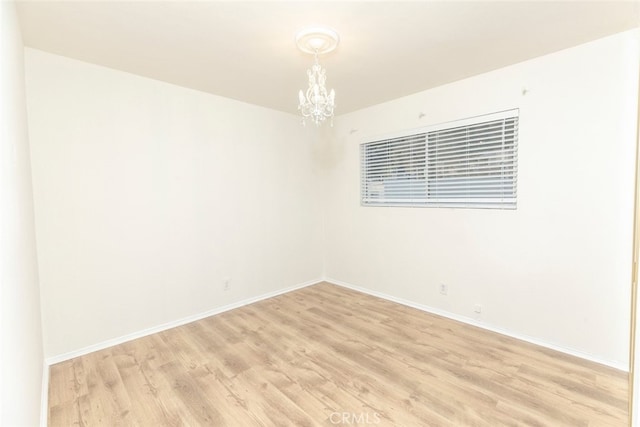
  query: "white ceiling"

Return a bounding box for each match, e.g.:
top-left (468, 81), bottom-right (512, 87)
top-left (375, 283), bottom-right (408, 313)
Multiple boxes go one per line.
top-left (16, 1), bottom-right (640, 115)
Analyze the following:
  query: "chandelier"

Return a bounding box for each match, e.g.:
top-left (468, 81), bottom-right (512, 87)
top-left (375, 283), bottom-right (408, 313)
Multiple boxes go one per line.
top-left (295, 27), bottom-right (340, 126)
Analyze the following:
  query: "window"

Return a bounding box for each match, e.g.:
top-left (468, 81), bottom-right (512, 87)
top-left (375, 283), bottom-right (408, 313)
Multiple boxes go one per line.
top-left (360, 110), bottom-right (518, 209)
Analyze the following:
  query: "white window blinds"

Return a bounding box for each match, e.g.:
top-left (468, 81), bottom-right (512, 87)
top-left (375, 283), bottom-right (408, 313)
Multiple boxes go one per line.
top-left (360, 133), bottom-right (427, 205)
top-left (361, 110), bottom-right (518, 209)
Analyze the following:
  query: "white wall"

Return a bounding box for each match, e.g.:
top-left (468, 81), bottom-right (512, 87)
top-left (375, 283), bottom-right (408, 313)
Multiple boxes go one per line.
top-left (324, 30), bottom-right (639, 369)
top-left (22, 23), bottom-right (637, 374)
top-left (0, 2), bottom-right (45, 426)
top-left (25, 49), bottom-right (324, 359)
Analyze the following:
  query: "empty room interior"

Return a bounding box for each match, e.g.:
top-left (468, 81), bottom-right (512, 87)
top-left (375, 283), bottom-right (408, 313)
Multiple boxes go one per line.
top-left (3, 1), bottom-right (640, 426)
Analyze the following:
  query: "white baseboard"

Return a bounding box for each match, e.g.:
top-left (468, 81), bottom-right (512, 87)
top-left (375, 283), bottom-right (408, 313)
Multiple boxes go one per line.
top-left (45, 278), bottom-right (322, 365)
top-left (326, 277), bottom-right (628, 372)
top-left (40, 359), bottom-right (49, 427)
top-left (44, 275), bottom-right (627, 372)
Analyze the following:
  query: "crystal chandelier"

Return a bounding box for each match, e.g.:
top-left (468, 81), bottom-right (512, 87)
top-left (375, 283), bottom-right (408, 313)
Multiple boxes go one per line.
top-left (298, 55), bottom-right (335, 126)
top-left (295, 27), bottom-right (339, 126)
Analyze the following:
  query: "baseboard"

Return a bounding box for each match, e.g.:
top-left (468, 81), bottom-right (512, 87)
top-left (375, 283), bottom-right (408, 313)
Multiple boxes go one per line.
top-left (40, 360), bottom-right (49, 427)
top-left (46, 278), bottom-right (322, 365)
top-left (44, 275), bottom-right (627, 371)
top-left (326, 277), bottom-right (628, 372)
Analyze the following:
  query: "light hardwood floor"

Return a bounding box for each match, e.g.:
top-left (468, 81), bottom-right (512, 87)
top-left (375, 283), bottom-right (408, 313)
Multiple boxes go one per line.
top-left (48, 282), bottom-right (628, 426)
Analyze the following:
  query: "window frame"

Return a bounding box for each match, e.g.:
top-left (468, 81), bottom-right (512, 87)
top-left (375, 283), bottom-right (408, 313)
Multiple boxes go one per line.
top-left (360, 109), bottom-right (519, 210)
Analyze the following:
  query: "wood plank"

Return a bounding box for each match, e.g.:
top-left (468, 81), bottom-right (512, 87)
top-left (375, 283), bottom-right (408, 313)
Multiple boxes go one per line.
top-left (48, 282), bottom-right (628, 426)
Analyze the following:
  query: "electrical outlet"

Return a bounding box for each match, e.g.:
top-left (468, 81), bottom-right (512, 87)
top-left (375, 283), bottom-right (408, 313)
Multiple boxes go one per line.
top-left (223, 277), bottom-right (231, 292)
top-left (439, 283), bottom-right (448, 295)
top-left (474, 304), bottom-right (482, 314)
